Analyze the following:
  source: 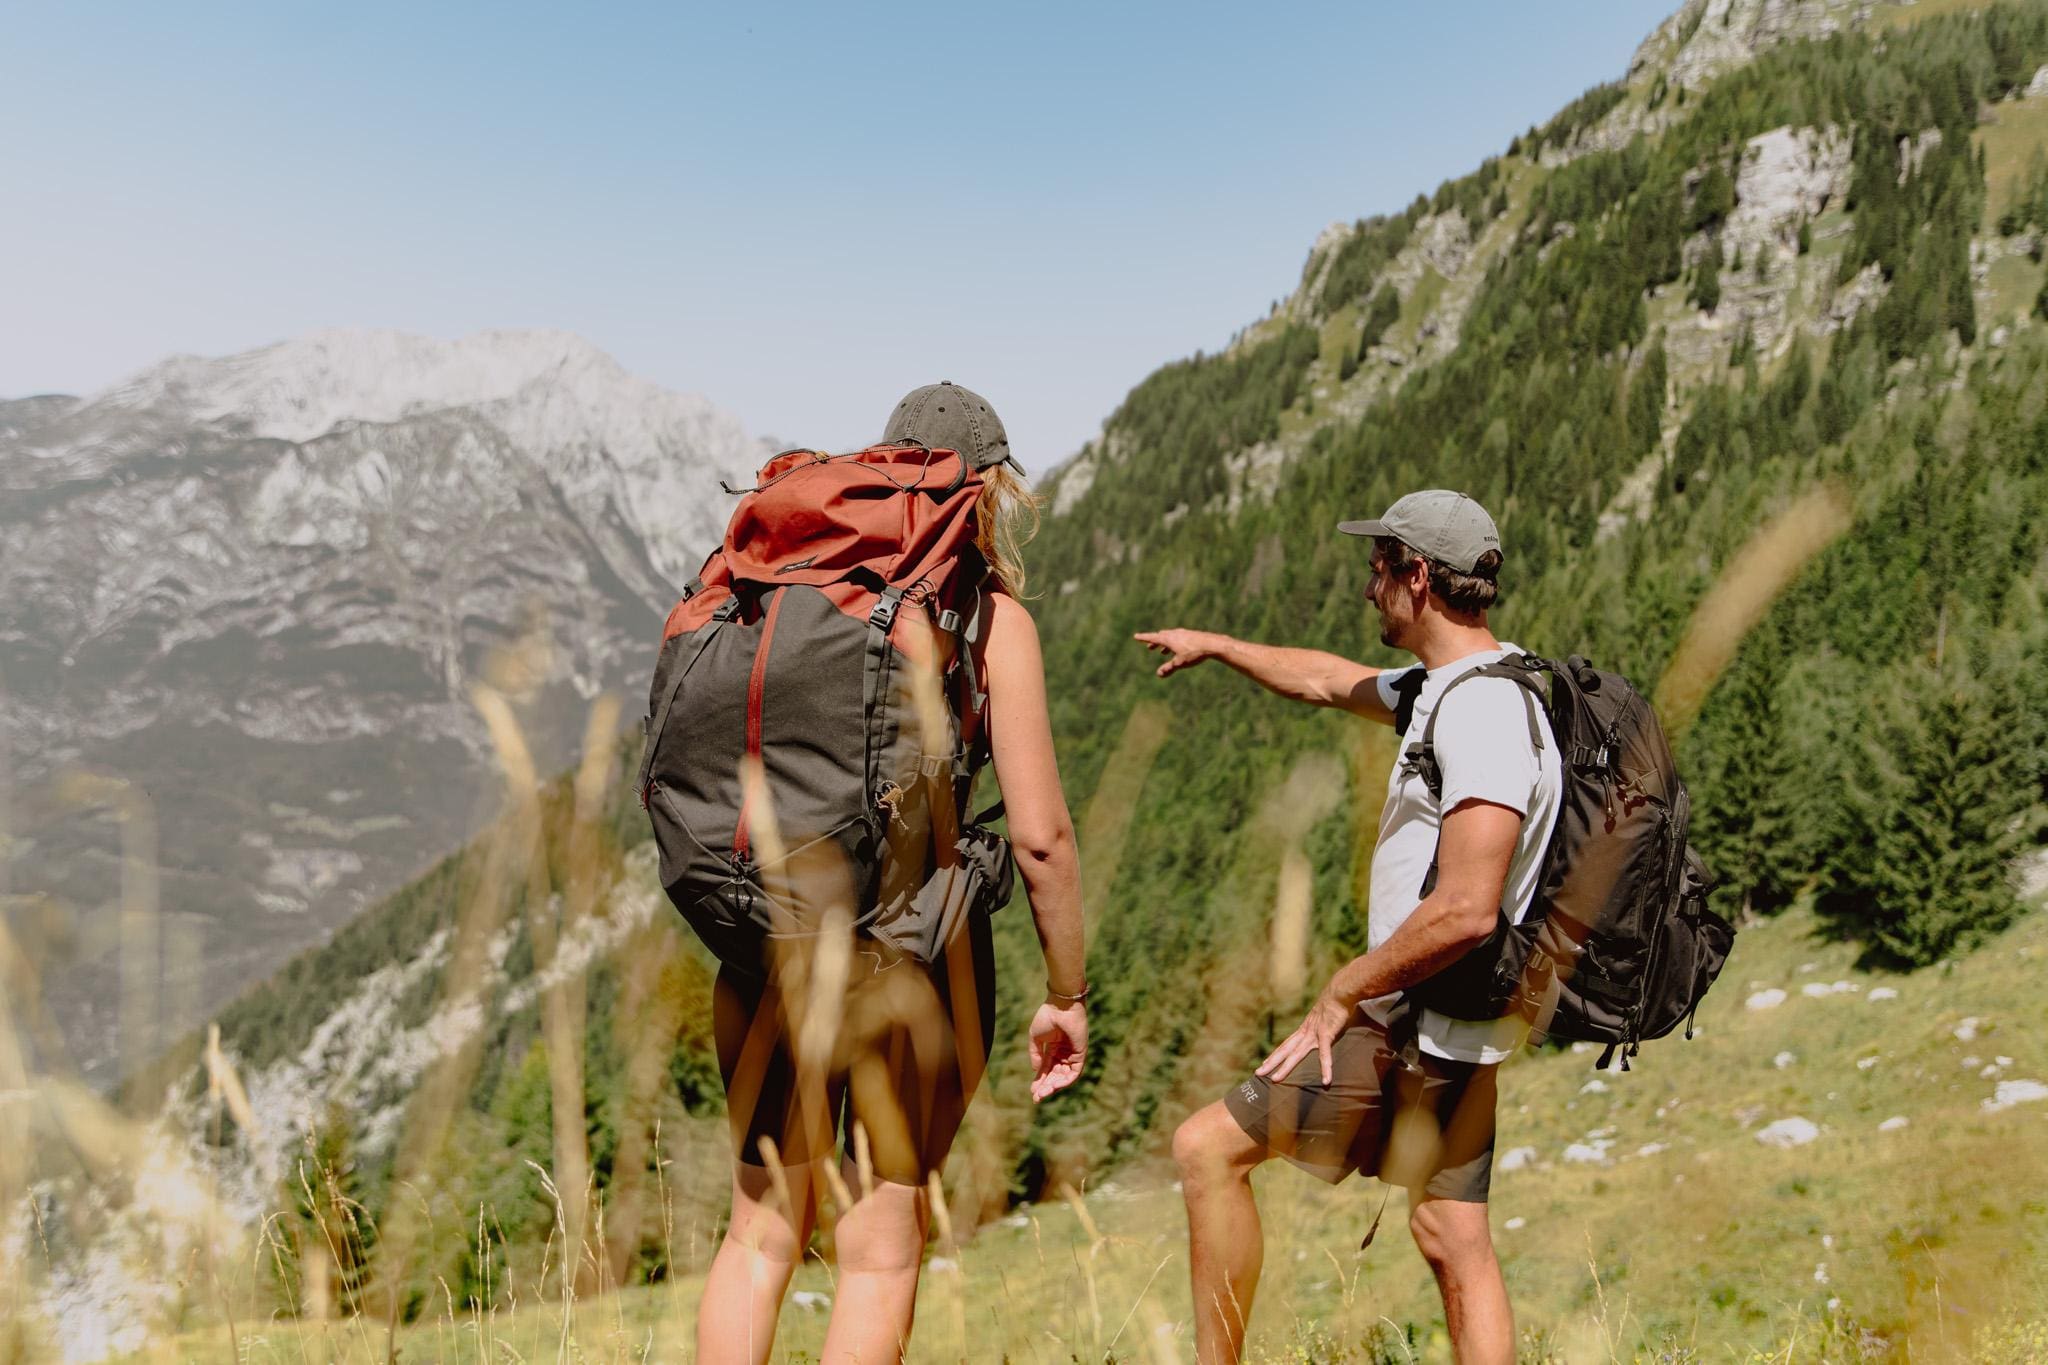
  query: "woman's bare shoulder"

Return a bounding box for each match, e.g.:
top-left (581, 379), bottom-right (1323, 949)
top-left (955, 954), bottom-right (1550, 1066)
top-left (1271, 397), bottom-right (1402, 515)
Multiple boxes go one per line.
top-left (983, 587), bottom-right (1041, 653)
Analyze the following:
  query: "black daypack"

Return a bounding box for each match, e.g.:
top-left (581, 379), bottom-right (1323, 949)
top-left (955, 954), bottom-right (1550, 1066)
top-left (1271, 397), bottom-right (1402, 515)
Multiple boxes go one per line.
top-left (1396, 654), bottom-right (1733, 1069)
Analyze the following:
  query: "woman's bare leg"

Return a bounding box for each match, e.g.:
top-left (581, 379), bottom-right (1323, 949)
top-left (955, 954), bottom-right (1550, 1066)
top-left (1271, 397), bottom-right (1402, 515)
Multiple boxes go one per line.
top-left (819, 1174), bottom-right (929, 1364)
top-left (696, 1161), bottom-right (818, 1365)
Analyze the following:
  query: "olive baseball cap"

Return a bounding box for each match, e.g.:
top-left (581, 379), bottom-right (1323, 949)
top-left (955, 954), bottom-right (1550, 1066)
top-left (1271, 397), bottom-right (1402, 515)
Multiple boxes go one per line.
top-left (882, 381), bottom-right (1023, 473)
top-left (1338, 489), bottom-right (1501, 574)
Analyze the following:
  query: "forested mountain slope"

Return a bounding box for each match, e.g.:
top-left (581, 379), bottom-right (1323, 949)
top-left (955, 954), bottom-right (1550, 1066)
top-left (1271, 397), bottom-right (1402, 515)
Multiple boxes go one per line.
top-left (1009, 0), bottom-right (2048, 1177)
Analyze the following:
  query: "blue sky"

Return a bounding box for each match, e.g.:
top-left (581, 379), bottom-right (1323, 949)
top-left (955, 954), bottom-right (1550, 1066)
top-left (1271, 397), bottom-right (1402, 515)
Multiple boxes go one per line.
top-left (3, 2), bottom-right (1666, 466)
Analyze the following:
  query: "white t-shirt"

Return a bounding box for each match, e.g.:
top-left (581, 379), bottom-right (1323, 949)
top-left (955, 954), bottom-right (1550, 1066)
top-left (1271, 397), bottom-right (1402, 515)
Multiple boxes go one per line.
top-left (1361, 645), bottom-right (1563, 1064)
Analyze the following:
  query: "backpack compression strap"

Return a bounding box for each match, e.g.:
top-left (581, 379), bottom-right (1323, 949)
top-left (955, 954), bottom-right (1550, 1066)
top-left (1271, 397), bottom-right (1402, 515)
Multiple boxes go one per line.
top-left (861, 585), bottom-right (907, 827)
top-left (638, 594), bottom-right (741, 801)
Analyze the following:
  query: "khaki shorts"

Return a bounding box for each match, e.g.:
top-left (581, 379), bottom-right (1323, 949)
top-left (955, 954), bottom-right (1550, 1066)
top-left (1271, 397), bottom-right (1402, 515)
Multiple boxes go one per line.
top-left (1223, 1013), bottom-right (1500, 1202)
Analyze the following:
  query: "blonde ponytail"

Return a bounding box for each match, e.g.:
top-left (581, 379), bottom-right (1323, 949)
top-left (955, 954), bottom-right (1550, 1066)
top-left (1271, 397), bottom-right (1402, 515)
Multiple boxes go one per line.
top-left (974, 464), bottom-right (1042, 598)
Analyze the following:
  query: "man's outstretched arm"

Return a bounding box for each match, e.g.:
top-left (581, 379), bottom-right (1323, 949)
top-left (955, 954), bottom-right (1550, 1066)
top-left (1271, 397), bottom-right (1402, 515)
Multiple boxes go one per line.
top-left (1134, 628), bottom-right (1395, 723)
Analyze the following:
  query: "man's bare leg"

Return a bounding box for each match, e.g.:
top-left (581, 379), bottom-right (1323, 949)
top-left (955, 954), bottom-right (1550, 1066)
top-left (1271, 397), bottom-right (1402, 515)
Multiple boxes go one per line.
top-left (1407, 1194), bottom-right (1513, 1365)
top-left (1175, 1101), bottom-right (1270, 1365)
top-left (819, 1174), bottom-right (928, 1364)
top-left (696, 1161), bottom-right (818, 1365)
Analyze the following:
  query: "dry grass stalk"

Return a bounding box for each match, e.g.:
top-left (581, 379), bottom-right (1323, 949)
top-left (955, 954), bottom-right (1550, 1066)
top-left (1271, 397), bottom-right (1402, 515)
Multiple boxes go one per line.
top-left (370, 679), bottom-right (546, 1324)
top-left (739, 752), bottom-right (850, 1182)
top-left (203, 1021), bottom-right (260, 1140)
top-left (0, 919), bottom-right (37, 1228)
top-left (1147, 754), bottom-right (1345, 1148)
top-left (52, 771), bottom-right (160, 1112)
top-left (1056, 1181), bottom-right (1106, 1344)
top-left (530, 693), bottom-right (621, 1297)
top-left (926, 1171), bottom-right (970, 1351)
top-left (601, 916), bottom-right (691, 1288)
top-left (1654, 483), bottom-right (1853, 741)
top-left (1077, 701), bottom-right (1173, 926)
top-left (854, 1121), bottom-right (876, 1203)
top-left (754, 1135), bottom-right (799, 1237)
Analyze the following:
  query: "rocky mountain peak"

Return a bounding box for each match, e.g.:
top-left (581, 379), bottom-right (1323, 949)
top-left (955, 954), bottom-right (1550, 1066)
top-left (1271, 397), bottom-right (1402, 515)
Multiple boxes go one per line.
top-left (1630, 0), bottom-right (1876, 91)
top-left (97, 327), bottom-right (620, 443)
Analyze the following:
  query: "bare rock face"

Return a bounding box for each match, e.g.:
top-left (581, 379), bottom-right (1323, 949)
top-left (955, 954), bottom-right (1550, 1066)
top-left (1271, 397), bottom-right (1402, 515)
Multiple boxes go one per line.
top-left (1897, 127), bottom-right (1944, 184)
top-left (2028, 64), bottom-right (2048, 98)
top-left (0, 329), bottom-right (765, 1086)
top-left (1290, 221), bottom-right (1358, 322)
top-left (1632, 0), bottom-right (1869, 92)
top-left (1411, 211), bottom-right (1475, 283)
top-left (1729, 126), bottom-right (1852, 253)
top-left (1829, 262), bottom-right (1891, 328)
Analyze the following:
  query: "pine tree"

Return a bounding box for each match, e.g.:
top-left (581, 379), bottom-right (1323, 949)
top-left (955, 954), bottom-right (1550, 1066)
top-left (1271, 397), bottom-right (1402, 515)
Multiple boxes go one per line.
top-left (1629, 338), bottom-right (1669, 456)
top-left (1690, 645), bottom-right (1809, 918)
top-left (1363, 285), bottom-right (1401, 347)
top-left (1816, 656), bottom-right (2038, 966)
top-left (1729, 322), bottom-right (1756, 369)
top-left (276, 1105), bottom-right (376, 1318)
top-left (1687, 159), bottom-right (1737, 233)
top-left (1692, 247), bottom-right (1723, 314)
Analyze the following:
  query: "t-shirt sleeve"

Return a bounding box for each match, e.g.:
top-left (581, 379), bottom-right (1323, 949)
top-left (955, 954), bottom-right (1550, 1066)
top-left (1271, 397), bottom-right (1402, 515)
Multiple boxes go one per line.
top-left (1433, 678), bottom-right (1542, 818)
top-left (1375, 665), bottom-right (1424, 715)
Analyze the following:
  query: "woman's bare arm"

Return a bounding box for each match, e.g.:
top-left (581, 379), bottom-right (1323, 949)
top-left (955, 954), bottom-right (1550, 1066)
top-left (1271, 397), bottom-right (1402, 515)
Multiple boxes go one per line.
top-left (983, 591), bottom-right (1088, 1101)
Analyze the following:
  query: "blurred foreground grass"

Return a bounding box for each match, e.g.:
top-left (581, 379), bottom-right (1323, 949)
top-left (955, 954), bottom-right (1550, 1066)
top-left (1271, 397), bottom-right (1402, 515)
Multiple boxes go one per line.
top-left (99, 894), bottom-right (2048, 1364)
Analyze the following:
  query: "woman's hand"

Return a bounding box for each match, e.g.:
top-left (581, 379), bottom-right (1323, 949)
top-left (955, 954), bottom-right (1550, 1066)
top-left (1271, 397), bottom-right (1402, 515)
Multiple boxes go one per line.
top-left (1028, 998), bottom-right (1088, 1101)
top-left (1256, 988), bottom-right (1353, 1087)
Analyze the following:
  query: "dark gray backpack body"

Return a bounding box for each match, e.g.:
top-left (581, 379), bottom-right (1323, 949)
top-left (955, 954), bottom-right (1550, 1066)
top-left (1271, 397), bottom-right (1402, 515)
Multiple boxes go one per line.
top-left (637, 445), bottom-right (1014, 979)
top-left (1400, 654), bottom-right (1733, 1068)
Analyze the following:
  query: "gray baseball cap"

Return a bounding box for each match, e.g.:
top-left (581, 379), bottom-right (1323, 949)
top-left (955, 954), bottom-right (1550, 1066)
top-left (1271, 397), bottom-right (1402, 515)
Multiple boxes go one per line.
top-left (1338, 489), bottom-right (1501, 573)
top-left (882, 381), bottom-right (1023, 473)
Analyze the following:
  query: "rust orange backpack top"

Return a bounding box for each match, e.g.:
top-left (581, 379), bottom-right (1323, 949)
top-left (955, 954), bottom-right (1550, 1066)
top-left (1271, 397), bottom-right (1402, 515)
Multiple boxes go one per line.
top-left (638, 443), bottom-right (1012, 975)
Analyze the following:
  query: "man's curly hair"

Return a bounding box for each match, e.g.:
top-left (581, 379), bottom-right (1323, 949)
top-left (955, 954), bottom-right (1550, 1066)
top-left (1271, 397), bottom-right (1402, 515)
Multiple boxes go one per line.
top-left (1371, 536), bottom-right (1503, 614)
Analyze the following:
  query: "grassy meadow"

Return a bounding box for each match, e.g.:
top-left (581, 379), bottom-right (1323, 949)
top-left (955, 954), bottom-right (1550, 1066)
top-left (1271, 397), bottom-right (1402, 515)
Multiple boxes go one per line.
top-left (105, 888), bottom-right (2048, 1364)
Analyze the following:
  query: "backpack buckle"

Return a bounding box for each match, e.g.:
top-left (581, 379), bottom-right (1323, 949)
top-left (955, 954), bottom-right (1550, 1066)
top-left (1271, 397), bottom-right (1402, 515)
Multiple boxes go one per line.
top-left (936, 608), bottom-right (963, 635)
top-left (918, 754), bottom-right (946, 779)
top-left (869, 592), bottom-right (901, 631)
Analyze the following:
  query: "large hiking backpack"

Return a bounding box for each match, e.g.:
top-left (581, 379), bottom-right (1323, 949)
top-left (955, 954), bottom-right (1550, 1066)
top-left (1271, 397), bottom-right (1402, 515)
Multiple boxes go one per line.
top-left (1397, 654), bottom-right (1734, 1069)
top-left (637, 443), bottom-right (1013, 976)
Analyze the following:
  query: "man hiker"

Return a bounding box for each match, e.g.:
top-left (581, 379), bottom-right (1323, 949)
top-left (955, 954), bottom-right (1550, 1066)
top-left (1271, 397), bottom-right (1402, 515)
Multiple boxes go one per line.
top-left (1135, 490), bottom-right (1560, 1365)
